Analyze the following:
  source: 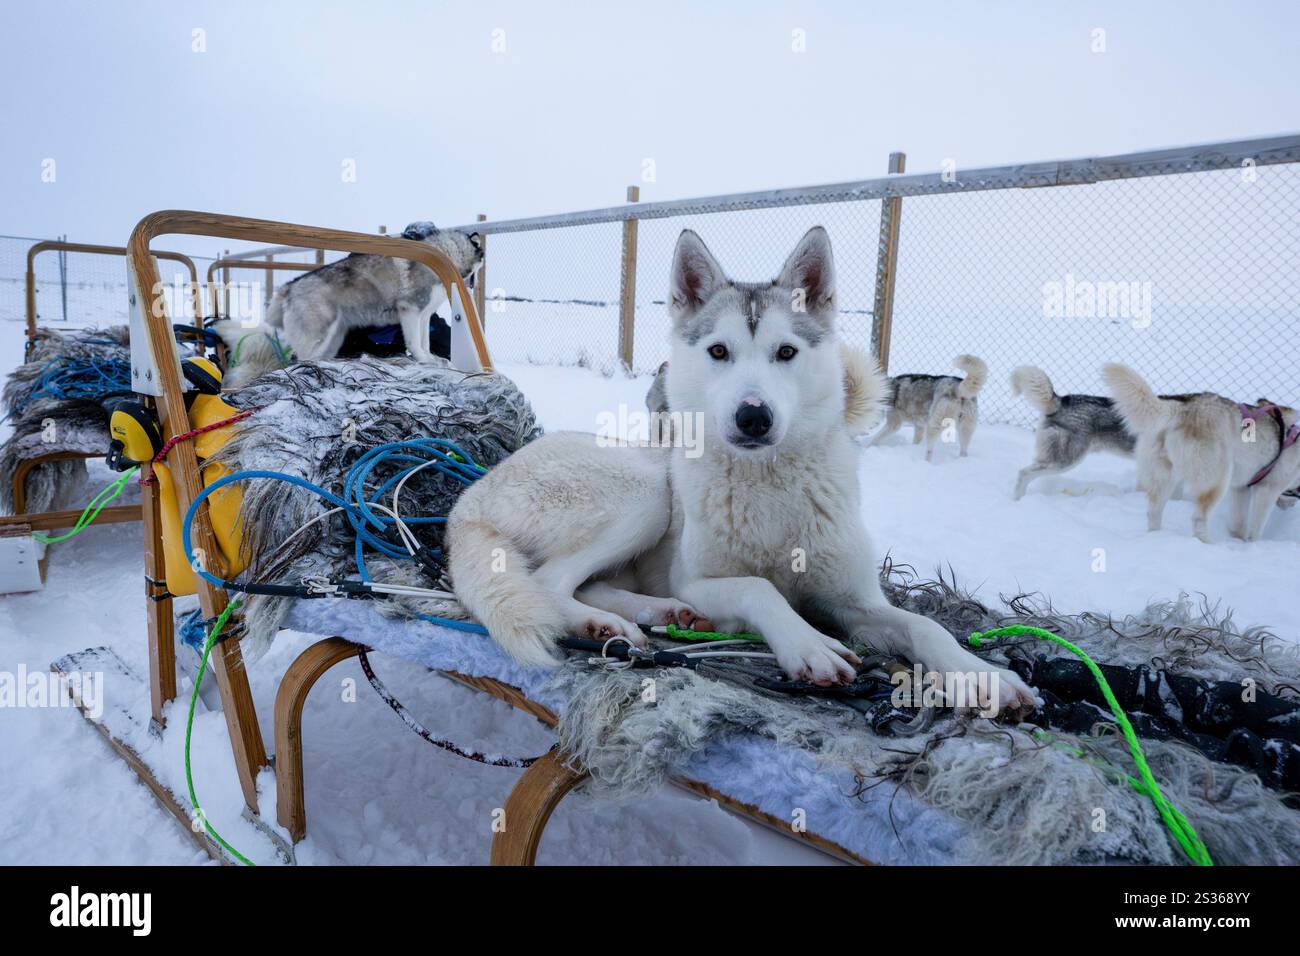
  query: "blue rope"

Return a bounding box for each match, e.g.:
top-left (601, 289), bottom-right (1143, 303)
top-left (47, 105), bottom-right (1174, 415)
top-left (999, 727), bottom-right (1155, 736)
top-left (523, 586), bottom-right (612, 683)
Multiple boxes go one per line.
top-left (180, 439), bottom-right (490, 639)
top-left (12, 354), bottom-right (133, 414)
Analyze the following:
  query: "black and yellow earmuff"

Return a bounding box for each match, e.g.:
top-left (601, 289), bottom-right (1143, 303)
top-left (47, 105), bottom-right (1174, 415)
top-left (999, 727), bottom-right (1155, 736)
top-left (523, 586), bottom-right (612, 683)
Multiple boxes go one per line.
top-left (104, 357), bottom-right (225, 471)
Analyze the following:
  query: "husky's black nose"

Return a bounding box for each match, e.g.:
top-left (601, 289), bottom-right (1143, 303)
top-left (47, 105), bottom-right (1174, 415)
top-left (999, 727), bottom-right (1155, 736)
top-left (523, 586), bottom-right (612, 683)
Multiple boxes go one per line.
top-left (735, 401), bottom-right (773, 438)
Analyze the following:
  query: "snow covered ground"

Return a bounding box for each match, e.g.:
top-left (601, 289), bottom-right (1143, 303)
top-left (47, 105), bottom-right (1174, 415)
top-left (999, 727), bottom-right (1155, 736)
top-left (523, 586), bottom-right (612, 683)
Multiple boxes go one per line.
top-left (2, 325), bottom-right (1298, 865)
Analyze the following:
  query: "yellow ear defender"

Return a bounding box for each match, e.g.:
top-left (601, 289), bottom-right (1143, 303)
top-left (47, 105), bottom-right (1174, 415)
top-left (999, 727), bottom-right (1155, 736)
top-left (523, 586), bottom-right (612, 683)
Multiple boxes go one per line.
top-left (105, 400), bottom-right (164, 470)
top-left (104, 354), bottom-right (247, 594)
top-left (104, 357), bottom-right (226, 471)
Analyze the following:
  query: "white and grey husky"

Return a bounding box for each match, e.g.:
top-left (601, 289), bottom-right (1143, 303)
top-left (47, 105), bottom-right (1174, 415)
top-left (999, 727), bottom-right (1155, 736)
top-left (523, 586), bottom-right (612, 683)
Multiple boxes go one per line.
top-left (213, 222), bottom-right (482, 387)
top-left (447, 227), bottom-right (1033, 714)
top-left (1010, 365), bottom-right (1137, 499)
top-left (864, 355), bottom-right (988, 460)
top-left (1103, 364), bottom-right (1300, 542)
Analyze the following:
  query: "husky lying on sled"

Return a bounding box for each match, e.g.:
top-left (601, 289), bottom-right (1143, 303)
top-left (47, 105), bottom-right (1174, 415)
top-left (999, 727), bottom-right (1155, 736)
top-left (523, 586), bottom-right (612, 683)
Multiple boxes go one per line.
top-left (448, 228), bottom-right (1035, 714)
top-left (213, 222), bottom-right (482, 387)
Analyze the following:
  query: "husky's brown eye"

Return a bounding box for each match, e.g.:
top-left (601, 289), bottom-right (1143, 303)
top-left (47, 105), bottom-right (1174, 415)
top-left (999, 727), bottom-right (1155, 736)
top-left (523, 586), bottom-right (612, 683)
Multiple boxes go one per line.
top-left (708, 343), bottom-right (729, 361)
top-left (776, 344), bottom-right (798, 362)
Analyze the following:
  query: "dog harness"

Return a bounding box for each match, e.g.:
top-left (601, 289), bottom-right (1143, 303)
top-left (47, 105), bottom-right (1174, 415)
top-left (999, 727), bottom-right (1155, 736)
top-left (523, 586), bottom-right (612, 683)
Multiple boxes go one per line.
top-left (1239, 401), bottom-right (1300, 486)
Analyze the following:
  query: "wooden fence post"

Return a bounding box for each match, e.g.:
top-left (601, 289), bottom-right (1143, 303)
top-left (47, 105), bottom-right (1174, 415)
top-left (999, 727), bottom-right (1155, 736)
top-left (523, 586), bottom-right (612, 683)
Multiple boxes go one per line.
top-left (264, 254), bottom-right (273, 306)
top-left (474, 213), bottom-right (487, 327)
top-left (618, 186), bottom-right (640, 372)
top-left (871, 151), bottom-right (906, 373)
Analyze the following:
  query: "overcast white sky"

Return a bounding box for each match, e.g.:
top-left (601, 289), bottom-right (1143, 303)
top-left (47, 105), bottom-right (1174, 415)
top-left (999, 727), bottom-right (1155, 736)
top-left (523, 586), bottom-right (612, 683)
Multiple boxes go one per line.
top-left (1, 1), bottom-right (1296, 257)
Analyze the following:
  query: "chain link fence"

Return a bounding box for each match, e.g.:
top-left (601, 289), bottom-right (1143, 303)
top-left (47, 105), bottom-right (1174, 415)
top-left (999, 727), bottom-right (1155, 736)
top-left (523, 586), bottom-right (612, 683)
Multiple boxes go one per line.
top-left (473, 222), bottom-right (624, 369)
top-left (889, 161), bottom-right (1300, 425)
top-left (459, 135), bottom-right (1300, 426)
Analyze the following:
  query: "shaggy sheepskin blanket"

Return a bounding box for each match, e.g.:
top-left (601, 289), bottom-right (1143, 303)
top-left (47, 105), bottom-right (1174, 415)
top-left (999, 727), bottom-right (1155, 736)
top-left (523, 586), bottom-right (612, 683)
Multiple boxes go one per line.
top-left (0, 326), bottom-right (131, 514)
top-left (547, 563), bottom-right (1300, 865)
top-left (215, 356), bottom-right (543, 658)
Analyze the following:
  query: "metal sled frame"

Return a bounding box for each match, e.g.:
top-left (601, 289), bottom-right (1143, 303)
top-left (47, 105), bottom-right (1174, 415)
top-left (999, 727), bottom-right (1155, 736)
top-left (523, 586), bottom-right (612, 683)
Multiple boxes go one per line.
top-left (0, 242), bottom-right (206, 578)
top-left (114, 211), bottom-right (861, 865)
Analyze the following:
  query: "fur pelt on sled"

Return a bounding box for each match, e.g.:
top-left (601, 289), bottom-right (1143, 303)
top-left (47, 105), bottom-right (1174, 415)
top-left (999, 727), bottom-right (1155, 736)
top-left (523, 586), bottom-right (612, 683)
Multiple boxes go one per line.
top-left (0, 326), bottom-right (131, 514)
top-left (215, 356), bottom-right (543, 659)
top-left (546, 563), bottom-right (1300, 866)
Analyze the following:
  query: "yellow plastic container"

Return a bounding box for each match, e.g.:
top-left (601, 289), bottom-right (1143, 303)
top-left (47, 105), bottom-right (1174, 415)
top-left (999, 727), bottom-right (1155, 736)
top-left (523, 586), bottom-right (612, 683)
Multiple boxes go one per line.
top-left (155, 392), bottom-right (248, 596)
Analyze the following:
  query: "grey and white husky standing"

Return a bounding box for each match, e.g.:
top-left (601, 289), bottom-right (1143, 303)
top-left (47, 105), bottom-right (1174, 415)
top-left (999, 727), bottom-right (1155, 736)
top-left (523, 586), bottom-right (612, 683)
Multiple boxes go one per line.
top-left (1010, 365), bottom-right (1137, 499)
top-left (214, 222), bottom-right (482, 387)
top-left (864, 355), bottom-right (988, 460)
top-left (1103, 364), bottom-right (1300, 543)
top-left (447, 227), bottom-right (1034, 714)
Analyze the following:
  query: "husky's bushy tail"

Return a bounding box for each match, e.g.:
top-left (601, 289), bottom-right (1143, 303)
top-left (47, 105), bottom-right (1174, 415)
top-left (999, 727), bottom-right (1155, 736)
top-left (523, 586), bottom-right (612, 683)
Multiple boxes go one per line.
top-left (445, 517), bottom-right (567, 668)
top-left (840, 344), bottom-right (888, 432)
top-left (1010, 365), bottom-right (1060, 416)
top-left (211, 291), bottom-right (287, 388)
top-left (954, 354), bottom-right (988, 399)
top-left (1103, 363), bottom-right (1171, 433)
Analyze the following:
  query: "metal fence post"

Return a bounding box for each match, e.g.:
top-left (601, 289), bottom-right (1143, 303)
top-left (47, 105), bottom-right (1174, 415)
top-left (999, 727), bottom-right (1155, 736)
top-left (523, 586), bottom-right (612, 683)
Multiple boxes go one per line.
top-left (264, 253), bottom-right (273, 306)
top-left (618, 186), bottom-right (640, 372)
top-left (475, 212), bottom-right (487, 328)
top-left (222, 249), bottom-right (230, 316)
top-left (871, 151), bottom-right (906, 373)
top-left (58, 233), bottom-right (68, 325)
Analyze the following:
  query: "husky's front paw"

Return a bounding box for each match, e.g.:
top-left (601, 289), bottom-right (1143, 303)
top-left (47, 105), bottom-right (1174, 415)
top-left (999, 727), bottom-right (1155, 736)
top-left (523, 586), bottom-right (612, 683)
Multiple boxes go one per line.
top-left (770, 629), bottom-right (860, 686)
top-left (951, 664), bottom-right (1037, 717)
top-left (925, 649), bottom-right (1037, 717)
top-left (631, 598), bottom-right (713, 632)
top-left (569, 609), bottom-right (647, 648)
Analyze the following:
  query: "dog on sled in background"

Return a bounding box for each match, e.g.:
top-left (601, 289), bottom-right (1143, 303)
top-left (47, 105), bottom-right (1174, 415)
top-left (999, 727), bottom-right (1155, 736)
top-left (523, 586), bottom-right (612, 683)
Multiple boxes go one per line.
top-left (448, 226), bottom-right (1035, 715)
top-left (213, 222), bottom-right (483, 388)
top-left (1103, 363), bottom-right (1300, 542)
top-left (1009, 365), bottom-right (1138, 499)
top-left (862, 355), bottom-right (988, 460)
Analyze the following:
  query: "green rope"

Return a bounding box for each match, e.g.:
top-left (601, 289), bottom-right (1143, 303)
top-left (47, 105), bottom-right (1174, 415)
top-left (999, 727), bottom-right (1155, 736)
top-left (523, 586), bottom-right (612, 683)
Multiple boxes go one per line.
top-left (661, 623), bottom-right (763, 643)
top-left (184, 598), bottom-right (255, 866)
top-left (32, 466), bottom-right (139, 545)
top-left (969, 624), bottom-right (1213, 867)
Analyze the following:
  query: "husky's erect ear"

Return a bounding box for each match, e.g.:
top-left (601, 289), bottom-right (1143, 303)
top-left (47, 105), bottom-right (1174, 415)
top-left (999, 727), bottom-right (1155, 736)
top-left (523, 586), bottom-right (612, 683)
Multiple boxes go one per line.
top-left (778, 226), bottom-right (835, 315)
top-left (669, 230), bottom-right (727, 323)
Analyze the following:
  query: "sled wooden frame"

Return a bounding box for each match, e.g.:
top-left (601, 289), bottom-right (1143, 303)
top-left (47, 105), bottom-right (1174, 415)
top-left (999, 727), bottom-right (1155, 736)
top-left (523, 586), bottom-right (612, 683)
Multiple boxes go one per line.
top-left (0, 449), bottom-right (144, 582)
top-left (274, 636), bottom-right (871, 866)
top-left (127, 210), bottom-right (492, 832)
top-left (25, 240), bottom-right (204, 343)
top-left (4, 243), bottom-right (205, 572)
